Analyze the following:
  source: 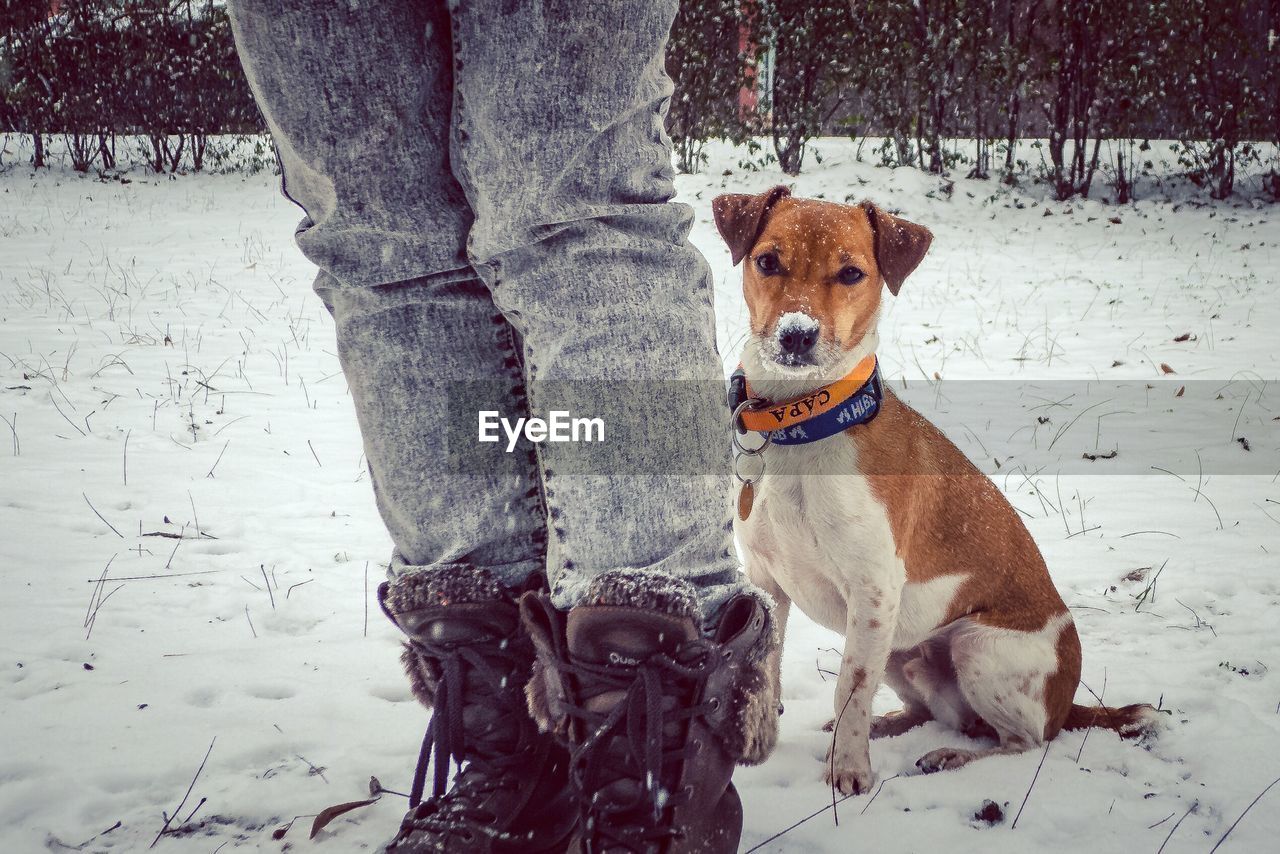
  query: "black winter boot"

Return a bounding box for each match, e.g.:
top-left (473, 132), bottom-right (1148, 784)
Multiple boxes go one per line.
top-left (380, 567), bottom-right (578, 853)
top-left (520, 570), bottom-right (779, 854)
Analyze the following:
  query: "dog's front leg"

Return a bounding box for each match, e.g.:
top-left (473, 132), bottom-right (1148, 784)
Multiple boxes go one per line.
top-left (825, 585), bottom-right (898, 795)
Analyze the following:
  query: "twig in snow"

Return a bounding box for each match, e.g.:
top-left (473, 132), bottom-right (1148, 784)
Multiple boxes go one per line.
top-left (295, 754), bottom-right (329, 784)
top-left (1134, 560), bottom-right (1168, 612)
top-left (83, 492), bottom-right (124, 538)
top-left (150, 738), bottom-right (216, 848)
top-left (739, 772), bottom-right (901, 854)
top-left (245, 606), bottom-right (257, 638)
top-left (188, 491), bottom-right (201, 537)
top-left (1229, 391), bottom-right (1249, 443)
top-left (740, 791), bottom-right (857, 853)
top-left (1157, 800), bottom-right (1198, 854)
top-left (1208, 773), bottom-right (1280, 853)
top-left (212, 415), bottom-right (248, 438)
top-left (308, 439), bottom-right (322, 467)
top-left (50, 820), bottom-right (123, 850)
top-left (0, 411), bottom-right (18, 455)
top-left (85, 583), bottom-right (125, 640)
top-left (1173, 598), bottom-right (1216, 636)
top-left (84, 555), bottom-right (115, 629)
top-left (1074, 670), bottom-right (1107, 763)
top-left (181, 797), bottom-right (207, 825)
top-left (859, 774), bottom-right (898, 815)
top-left (50, 393), bottom-right (86, 436)
top-left (122, 429), bottom-right (130, 485)
top-left (1010, 742), bottom-right (1052, 829)
top-left (286, 579), bottom-right (313, 599)
top-left (261, 564), bottom-right (276, 610)
top-left (86, 570), bottom-right (218, 583)
top-left (1191, 486), bottom-right (1224, 530)
top-left (206, 440), bottom-right (230, 478)
top-left (1047, 398), bottom-right (1111, 453)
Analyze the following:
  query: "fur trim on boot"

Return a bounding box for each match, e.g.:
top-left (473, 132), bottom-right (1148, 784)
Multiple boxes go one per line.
top-left (580, 568), bottom-right (700, 622)
top-left (709, 592), bottom-right (780, 765)
top-left (380, 564), bottom-right (507, 711)
top-left (522, 574), bottom-right (782, 766)
top-left (381, 563), bottom-right (505, 615)
top-left (400, 643), bottom-right (438, 709)
top-left (723, 634), bottom-right (779, 764)
top-left (524, 654), bottom-right (569, 738)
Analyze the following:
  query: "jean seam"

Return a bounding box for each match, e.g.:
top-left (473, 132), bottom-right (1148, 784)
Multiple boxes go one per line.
top-left (497, 315), bottom-right (552, 563)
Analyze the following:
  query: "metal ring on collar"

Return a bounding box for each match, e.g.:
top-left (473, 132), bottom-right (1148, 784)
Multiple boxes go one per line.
top-left (733, 449), bottom-right (766, 485)
top-left (730, 399), bottom-right (772, 455)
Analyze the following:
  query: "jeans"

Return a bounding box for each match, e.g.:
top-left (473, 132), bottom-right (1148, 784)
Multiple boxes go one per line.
top-left (226, 0), bottom-right (751, 622)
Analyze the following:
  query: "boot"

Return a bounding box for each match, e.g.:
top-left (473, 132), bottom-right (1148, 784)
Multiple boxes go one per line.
top-left (380, 566), bottom-right (579, 853)
top-left (520, 570), bottom-right (779, 854)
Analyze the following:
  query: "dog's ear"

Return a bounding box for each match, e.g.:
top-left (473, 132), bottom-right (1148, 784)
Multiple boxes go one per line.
top-left (712, 185), bottom-right (791, 266)
top-left (861, 202), bottom-right (932, 296)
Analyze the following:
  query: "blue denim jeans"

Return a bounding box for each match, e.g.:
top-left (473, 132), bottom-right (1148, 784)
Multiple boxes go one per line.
top-left (226, 0), bottom-right (750, 621)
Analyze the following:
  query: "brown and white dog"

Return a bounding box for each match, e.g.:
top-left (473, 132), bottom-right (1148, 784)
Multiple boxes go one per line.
top-left (714, 186), bottom-right (1157, 794)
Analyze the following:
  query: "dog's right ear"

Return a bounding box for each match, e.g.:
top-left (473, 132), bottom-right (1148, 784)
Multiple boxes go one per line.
top-left (712, 185), bottom-right (791, 266)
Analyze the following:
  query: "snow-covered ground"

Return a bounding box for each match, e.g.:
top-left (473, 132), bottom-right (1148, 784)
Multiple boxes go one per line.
top-left (2, 138), bottom-right (1278, 853)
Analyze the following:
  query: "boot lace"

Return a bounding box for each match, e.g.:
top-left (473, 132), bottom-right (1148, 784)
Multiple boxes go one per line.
top-left (397, 631), bottom-right (538, 844)
top-left (563, 641), bottom-right (719, 854)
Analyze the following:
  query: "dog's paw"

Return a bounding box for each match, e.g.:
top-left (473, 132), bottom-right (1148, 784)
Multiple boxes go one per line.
top-left (915, 747), bottom-right (977, 774)
top-left (824, 761), bottom-right (876, 795)
top-left (823, 742), bottom-right (875, 795)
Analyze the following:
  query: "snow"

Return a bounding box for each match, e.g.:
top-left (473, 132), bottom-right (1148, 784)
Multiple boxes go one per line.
top-left (2, 138), bottom-right (1278, 852)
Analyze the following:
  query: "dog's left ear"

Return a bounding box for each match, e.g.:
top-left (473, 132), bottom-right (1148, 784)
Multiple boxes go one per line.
top-left (712, 185), bottom-right (791, 266)
top-left (861, 203), bottom-right (932, 296)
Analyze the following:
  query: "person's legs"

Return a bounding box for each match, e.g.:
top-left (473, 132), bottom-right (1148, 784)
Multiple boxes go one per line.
top-left (227, 0), bottom-right (548, 585)
top-left (446, 3), bottom-right (778, 849)
top-left (227, 3), bottom-right (578, 850)
top-left (446, 0), bottom-right (749, 622)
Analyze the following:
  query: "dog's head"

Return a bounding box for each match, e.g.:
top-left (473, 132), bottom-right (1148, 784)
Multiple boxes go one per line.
top-left (713, 186), bottom-right (931, 389)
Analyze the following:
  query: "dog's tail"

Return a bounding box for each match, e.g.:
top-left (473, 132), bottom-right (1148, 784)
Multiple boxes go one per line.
top-left (1063, 703), bottom-right (1164, 739)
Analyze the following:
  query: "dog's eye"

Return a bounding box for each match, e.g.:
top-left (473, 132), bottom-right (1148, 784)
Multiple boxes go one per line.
top-left (837, 265), bottom-right (865, 286)
top-left (755, 251), bottom-right (781, 276)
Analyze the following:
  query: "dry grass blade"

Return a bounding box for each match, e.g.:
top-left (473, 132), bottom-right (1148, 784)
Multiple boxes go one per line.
top-left (82, 492), bottom-right (124, 538)
top-left (1011, 741), bottom-right (1052, 829)
top-left (1156, 800), bottom-right (1197, 854)
top-left (1208, 773), bottom-right (1280, 853)
top-left (150, 738), bottom-right (216, 848)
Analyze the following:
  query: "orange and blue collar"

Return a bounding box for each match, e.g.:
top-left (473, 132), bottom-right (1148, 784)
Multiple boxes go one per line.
top-left (728, 355), bottom-right (883, 445)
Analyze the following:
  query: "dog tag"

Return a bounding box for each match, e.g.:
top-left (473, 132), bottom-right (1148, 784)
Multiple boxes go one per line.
top-left (738, 481), bottom-right (754, 521)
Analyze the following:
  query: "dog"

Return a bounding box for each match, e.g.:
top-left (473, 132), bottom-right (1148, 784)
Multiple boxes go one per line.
top-left (714, 186), bottom-right (1157, 794)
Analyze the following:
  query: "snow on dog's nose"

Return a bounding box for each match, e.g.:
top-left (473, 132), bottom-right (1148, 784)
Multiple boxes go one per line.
top-left (775, 311), bottom-right (819, 362)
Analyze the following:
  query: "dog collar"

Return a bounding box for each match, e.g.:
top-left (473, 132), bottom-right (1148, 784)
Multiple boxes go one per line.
top-left (728, 355), bottom-right (883, 446)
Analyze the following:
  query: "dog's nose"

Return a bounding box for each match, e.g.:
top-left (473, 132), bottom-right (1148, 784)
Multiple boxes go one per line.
top-left (778, 324), bottom-right (818, 357)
